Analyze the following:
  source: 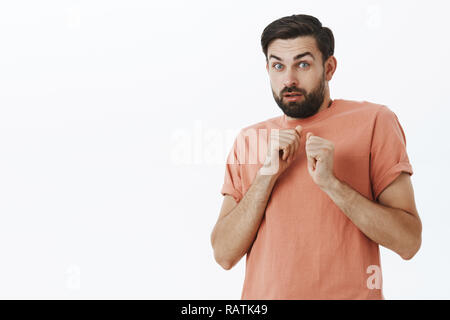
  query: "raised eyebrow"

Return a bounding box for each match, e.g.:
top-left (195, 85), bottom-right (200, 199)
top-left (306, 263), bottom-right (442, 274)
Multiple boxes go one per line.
top-left (269, 52), bottom-right (315, 62)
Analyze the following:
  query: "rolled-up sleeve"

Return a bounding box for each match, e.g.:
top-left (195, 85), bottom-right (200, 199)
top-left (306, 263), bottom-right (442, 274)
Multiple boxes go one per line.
top-left (220, 131), bottom-right (244, 203)
top-left (370, 106), bottom-right (413, 201)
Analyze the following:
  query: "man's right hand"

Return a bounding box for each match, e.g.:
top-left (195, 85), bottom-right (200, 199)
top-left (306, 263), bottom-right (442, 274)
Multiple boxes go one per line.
top-left (259, 125), bottom-right (303, 177)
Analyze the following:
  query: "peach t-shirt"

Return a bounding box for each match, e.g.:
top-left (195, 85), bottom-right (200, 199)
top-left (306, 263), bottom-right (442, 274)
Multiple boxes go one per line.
top-left (220, 99), bottom-right (413, 299)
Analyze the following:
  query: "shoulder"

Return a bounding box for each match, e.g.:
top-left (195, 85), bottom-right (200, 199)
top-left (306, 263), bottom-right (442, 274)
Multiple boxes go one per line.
top-left (337, 98), bottom-right (391, 114)
top-left (335, 99), bottom-right (399, 124)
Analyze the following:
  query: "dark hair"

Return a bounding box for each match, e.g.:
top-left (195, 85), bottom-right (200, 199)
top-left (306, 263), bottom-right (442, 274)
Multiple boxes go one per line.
top-left (261, 14), bottom-right (334, 64)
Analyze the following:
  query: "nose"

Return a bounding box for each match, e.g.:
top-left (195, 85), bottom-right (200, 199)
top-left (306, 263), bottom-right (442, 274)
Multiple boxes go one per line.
top-left (283, 70), bottom-right (299, 89)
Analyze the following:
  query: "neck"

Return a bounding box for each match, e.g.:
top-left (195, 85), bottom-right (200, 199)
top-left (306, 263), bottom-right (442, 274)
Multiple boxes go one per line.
top-left (320, 95), bottom-right (333, 111)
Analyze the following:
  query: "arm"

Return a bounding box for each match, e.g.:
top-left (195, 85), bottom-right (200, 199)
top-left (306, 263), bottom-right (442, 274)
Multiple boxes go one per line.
top-left (211, 125), bottom-right (304, 270)
top-left (304, 132), bottom-right (422, 261)
top-left (211, 169), bottom-right (278, 270)
top-left (322, 172), bottom-right (422, 260)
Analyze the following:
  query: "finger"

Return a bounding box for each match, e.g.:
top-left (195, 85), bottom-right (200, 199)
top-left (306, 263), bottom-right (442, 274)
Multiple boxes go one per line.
top-left (295, 135), bottom-right (300, 153)
top-left (278, 134), bottom-right (297, 143)
top-left (306, 137), bottom-right (324, 146)
top-left (286, 144), bottom-right (292, 161)
top-left (280, 146), bottom-right (286, 161)
top-left (293, 128), bottom-right (302, 151)
top-left (281, 128), bottom-right (301, 136)
top-left (281, 127), bottom-right (302, 136)
top-left (273, 128), bottom-right (296, 135)
top-left (291, 129), bottom-right (301, 146)
top-left (294, 131), bottom-right (302, 159)
top-left (287, 143), bottom-right (295, 162)
top-left (279, 145), bottom-right (286, 161)
top-left (283, 145), bottom-right (292, 161)
top-left (269, 135), bottom-right (286, 152)
top-left (306, 154), bottom-right (315, 174)
top-left (288, 136), bottom-right (299, 161)
top-left (273, 136), bottom-right (294, 152)
top-left (277, 131), bottom-right (298, 141)
top-left (290, 136), bottom-right (299, 160)
top-left (274, 135), bottom-right (298, 161)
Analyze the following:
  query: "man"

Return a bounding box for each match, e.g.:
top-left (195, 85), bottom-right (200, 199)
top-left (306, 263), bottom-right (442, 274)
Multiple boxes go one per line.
top-left (210, 14), bottom-right (422, 300)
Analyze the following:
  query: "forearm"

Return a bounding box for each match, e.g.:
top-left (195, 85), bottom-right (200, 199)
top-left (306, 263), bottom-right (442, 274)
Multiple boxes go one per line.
top-left (212, 169), bottom-right (278, 269)
top-left (322, 178), bottom-right (422, 260)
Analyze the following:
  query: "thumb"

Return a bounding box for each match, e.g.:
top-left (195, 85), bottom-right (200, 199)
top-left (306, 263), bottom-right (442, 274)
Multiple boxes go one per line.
top-left (305, 132), bottom-right (315, 174)
top-left (307, 153), bottom-right (316, 174)
top-left (295, 125), bottom-right (303, 135)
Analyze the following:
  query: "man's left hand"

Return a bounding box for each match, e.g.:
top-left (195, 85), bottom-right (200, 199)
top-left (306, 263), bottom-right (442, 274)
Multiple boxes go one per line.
top-left (305, 132), bottom-right (336, 189)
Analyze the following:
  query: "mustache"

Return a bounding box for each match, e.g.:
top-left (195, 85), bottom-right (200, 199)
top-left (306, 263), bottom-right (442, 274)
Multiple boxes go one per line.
top-left (282, 88), bottom-right (306, 95)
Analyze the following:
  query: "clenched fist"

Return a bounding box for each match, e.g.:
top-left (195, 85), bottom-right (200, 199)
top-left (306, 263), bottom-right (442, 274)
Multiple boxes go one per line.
top-left (259, 125), bottom-right (303, 177)
top-left (305, 132), bottom-right (336, 188)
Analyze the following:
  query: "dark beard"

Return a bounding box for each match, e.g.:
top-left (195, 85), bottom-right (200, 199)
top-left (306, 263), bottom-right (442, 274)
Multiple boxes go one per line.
top-left (272, 74), bottom-right (326, 119)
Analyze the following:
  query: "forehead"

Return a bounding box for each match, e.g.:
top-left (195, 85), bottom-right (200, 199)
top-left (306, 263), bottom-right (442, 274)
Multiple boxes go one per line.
top-left (267, 36), bottom-right (319, 61)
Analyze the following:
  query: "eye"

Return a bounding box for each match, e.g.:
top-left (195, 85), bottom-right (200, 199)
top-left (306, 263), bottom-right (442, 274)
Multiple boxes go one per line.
top-left (273, 63), bottom-right (283, 70)
top-left (272, 62), bottom-right (310, 70)
top-left (299, 62), bottom-right (310, 68)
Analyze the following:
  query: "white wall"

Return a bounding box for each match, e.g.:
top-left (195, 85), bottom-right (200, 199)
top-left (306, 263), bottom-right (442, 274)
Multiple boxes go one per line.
top-left (0, 0), bottom-right (448, 299)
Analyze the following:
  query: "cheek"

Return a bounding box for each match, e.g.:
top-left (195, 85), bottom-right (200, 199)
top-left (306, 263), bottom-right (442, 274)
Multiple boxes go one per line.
top-left (269, 73), bottom-right (281, 83)
top-left (301, 73), bottom-right (321, 91)
top-left (269, 77), bottom-right (282, 91)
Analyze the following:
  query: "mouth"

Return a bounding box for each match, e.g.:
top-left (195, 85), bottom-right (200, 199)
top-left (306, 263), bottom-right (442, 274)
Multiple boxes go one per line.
top-left (284, 93), bottom-right (303, 101)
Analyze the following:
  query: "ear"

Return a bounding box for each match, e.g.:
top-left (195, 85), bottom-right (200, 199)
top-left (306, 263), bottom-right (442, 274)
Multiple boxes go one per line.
top-left (324, 55), bottom-right (337, 81)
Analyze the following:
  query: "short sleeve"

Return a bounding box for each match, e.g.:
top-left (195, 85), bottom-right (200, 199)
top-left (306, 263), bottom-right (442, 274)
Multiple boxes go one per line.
top-left (220, 131), bottom-right (244, 203)
top-left (370, 106), bottom-right (413, 201)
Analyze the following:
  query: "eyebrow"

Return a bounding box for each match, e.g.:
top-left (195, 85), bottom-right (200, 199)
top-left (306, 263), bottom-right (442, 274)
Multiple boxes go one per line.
top-left (269, 52), bottom-right (315, 62)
